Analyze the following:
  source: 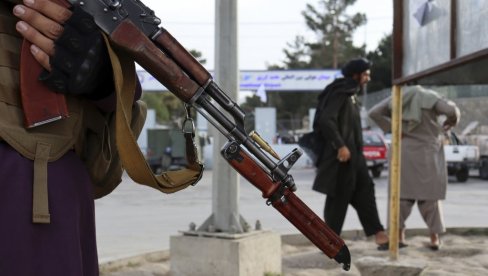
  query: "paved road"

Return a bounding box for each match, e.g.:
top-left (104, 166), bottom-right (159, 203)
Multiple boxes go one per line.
top-left (95, 168), bottom-right (488, 263)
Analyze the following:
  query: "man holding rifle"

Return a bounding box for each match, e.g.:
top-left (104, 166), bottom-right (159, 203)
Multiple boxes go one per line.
top-left (1, 0), bottom-right (352, 273)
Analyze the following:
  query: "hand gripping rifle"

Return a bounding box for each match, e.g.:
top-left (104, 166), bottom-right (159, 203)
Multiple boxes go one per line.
top-left (69, 0), bottom-right (351, 270)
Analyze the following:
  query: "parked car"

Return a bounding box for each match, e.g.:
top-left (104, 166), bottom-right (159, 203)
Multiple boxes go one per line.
top-left (362, 130), bottom-right (388, 178)
top-left (444, 132), bottom-right (480, 182)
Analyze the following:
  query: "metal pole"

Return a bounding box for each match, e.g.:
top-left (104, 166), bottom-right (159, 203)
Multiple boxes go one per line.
top-left (389, 85), bottom-right (403, 260)
top-left (198, 0), bottom-right (247, 233)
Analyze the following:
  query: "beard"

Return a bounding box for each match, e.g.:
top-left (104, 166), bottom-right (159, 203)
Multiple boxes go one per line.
top-left (357, 84), bottom-right (367, 95)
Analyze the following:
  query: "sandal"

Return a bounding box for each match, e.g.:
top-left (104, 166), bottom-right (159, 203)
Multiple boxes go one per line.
top-left (377, 242), bottom-right (408, 251)
top-left (428, 241), bottom-right (441, 251)
top-left (429, 234), bottom-right (441, 251)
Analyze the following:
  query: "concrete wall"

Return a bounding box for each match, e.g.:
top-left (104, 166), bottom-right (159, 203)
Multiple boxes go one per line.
top-left (170, 231), bottom-right (281, 276)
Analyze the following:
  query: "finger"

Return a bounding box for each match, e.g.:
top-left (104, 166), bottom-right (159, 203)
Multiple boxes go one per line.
top-left (23, 0), bottom-right (72, 24)
top-left (30, 44), bottom-right (52, 71)
top-left (13, 4), bottom-right (66, 40)
top-left (16, 21), bottom-right (55, 56)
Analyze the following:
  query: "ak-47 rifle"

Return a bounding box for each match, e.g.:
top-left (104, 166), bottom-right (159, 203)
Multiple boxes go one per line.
top-left (68, 0), bottom-right (350, 270)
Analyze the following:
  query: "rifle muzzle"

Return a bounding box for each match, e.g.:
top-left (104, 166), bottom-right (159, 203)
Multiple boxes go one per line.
top-left (334, 244), bottom-right (351, 271)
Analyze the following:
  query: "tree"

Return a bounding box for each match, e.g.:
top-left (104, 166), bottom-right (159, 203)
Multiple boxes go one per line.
top-left (142, 49), bottom-right (207, 124)
top-left (264, 0), bottom-right (368, 132)
top-left (271, 0), bottom-right (367, 70)
top-left (303, 0), bottom-right (367, 68)
top-left (142, 93), bottom-right (171, 123)
top-left (189, 49), bottom-right (206, 65)
top-left (366, 33), bottom-right (392, 93)
top-left (240, 95), bottom-right (265, 131)
top-left (268, 36), bottom-right (310, 69)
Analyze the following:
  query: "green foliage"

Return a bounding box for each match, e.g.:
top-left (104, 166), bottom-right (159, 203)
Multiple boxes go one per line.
top-left (240, 92), bottom-right (319, 133)
top-left (189, 49), bottom-right (207, 65)
top-left (141, 48), bottom-right (205, 124)
top-left (268, 92), bottom-right (318, 129)
top-left (142, 92), bottom-right (186, 124)
top-left (241, 94), bottom-right (265, 113)
top-left (272, 0), bottom-right (367, 70)
top-left (240, 94), bottom-right (265, 131)
top-left (142, 93), bottom-right (170, 123)
top-left (367, 33), bottom-right (393, 93)
top-left (282, 36), bottom-right (311, 69)
top-left (264, 0), bottom-right (370, 131)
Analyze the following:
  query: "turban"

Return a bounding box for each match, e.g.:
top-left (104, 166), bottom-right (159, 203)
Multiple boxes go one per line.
top-left (341, 58), bottom-right (372, 77)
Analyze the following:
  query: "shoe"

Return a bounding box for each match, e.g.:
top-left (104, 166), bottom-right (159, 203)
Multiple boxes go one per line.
top-left (377, 242), bottom-right (408, 251)
top-left (428, 241), bottom-right (441, 251)
top-left (377, 242), bottom-right (388, 250)
top-left (429, 234), bottom-right (441, 251)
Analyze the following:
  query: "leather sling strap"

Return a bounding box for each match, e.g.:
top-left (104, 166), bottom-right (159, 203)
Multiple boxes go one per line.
top-left (104, 35), bottom-right (204, 193)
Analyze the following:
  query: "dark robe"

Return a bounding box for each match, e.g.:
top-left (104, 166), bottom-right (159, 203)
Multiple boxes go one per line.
top-left (312, 78), bottom-right (364, 196)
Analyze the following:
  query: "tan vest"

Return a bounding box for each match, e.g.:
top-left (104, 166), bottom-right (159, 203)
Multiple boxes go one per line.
top-left (0, 3), bottom-right (84, 160)
top-left (0, 4), bottom-right (145, 223)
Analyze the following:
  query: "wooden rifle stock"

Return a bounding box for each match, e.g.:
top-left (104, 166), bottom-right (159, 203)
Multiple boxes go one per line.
top-left (154, 30), bottom-right (212, 87)
top-left (223, 142), bottom-right (351, 270)
top-left (110, 21), bottom-right (201, 103)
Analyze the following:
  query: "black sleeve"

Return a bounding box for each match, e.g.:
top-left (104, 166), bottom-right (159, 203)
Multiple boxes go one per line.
top-left (317, 92), bottom-right (348, 150)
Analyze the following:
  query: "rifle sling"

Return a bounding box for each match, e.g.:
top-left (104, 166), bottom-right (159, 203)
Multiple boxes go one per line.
top-left (105, 34), bottom-right (204, 193)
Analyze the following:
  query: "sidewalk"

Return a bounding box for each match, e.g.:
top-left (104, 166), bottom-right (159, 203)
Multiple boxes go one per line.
top-left (95, 168), bottom-right (488, 266)
top-left (99, 229), bottom-right (488, 276)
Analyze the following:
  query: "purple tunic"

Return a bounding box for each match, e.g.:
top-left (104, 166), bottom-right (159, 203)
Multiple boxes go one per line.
top-left (0, 142), bottom-right (98, 276)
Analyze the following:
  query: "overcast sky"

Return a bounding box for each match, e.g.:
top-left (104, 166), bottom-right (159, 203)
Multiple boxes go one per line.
top-left (140, 0), bottom-right (393, 70)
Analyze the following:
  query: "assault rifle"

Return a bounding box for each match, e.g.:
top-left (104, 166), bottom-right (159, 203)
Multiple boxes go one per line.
top-left (68, 0), bottom-right (351, 270)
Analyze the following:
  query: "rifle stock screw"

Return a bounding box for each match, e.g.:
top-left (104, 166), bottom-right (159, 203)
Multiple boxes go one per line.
top-left (229, 144), bottom-right (238, 153)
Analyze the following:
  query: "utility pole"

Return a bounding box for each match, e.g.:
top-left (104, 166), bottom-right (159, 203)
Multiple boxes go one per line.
top-left (198, 0), bottom-right (247, 233)
top-left (171, 2), bottom-right (281, 275)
